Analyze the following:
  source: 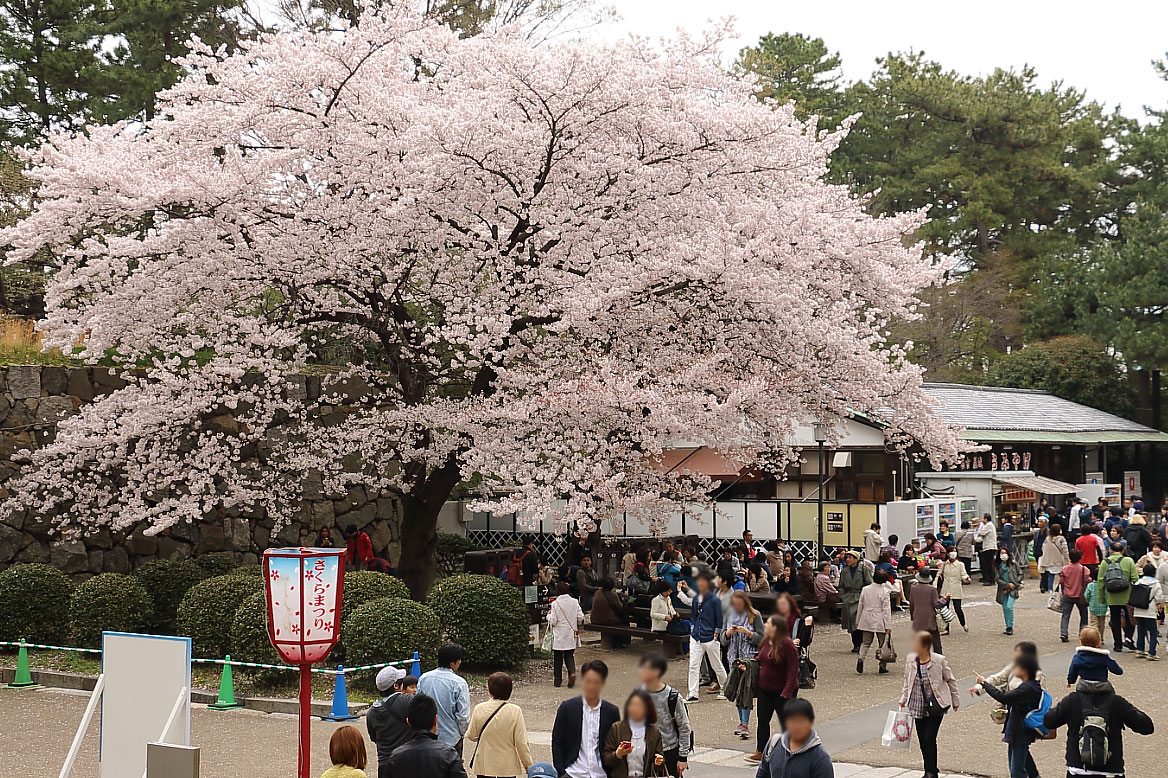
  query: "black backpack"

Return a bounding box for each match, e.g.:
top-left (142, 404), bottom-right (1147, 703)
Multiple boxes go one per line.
top-left (1129, 581), bottom-right (1153, 610)
top-left (1079, 695), bottom-right (1114, 769)
top-left (1102, 560), bottom-right (1131, 594)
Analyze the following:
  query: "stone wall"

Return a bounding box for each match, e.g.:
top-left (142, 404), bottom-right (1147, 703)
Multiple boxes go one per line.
top-left (0, 365), bottom-right (403, 577)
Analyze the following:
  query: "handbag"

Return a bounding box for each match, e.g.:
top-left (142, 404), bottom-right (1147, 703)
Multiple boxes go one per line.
top-left (541, 625), bottom-right (554, 652)
top-left (881, 709), bottom-right (913, 749)
top-left (876, 638), bottom-right (896, 664)
top-left (937, 602), bottom-right (956, 623)
top-left (798, 648), bottom-right (817, 689)
top-left (468, 702), bottom-right (508, 770)
top-left (1047, 586), bottom-right (1063, 613)
top-left (916, 659), bottom-right (948, 718)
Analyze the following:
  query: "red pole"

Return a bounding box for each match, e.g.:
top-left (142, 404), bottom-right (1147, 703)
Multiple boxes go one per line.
top-left (298, 664), bottom-right (312, 778)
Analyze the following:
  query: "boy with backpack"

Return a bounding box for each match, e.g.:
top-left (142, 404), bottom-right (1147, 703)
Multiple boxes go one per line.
top-left (1084, 577), bottom-right (1108, 637)
top-left (1067, 627), bottom-right (1123, 686)
top-left (1130, 563), bottom-right (1164, 659)
top-left (637, 652), bottom-right (692, 777)
top-left (1043, 679), bottom-right (1154, 778)
top-left (1097, 541), bottom-right (1138, 652)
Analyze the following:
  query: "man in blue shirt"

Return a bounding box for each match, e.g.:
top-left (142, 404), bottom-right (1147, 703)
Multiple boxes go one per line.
top-left (679, 571), bottom-right (726, 702)
top-left (416, 643), bottom-right (471, 754)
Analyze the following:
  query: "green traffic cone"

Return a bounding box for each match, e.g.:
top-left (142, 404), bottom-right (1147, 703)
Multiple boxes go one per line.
top-left (208, 655), bottom-right (243, 710)
top-left (8, 641), bottom-right (39, 689)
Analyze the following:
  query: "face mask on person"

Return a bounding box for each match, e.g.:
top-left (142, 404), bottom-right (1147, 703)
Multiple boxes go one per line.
top-left (949, 552), bottom-right (957, 560)
top-left (1000, 553), bottom-right (1009, 561)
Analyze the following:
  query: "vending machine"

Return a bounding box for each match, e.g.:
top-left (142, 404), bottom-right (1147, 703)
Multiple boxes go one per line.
top-left (884, 497), bottom-right (979, 547)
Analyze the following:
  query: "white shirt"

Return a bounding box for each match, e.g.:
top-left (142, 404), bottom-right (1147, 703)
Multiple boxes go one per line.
top-left (975, 521), bottom-right (996, 545)
top-left (566, 699), bottom-right (607, 778)
top-left (1070, 504), bottom-right (1082, 531)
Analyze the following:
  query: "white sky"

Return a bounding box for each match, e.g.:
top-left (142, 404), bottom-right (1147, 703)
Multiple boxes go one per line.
top-left (591, 0), bottom-right (1168, 119)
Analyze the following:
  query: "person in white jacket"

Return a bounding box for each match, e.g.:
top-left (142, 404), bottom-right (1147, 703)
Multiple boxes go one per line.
top-left (974, 514), bottom-right (998, 586)
top-left (1132, 563), bottom-right (1164, 659)
top-left (650, 580), bottom-right (683, 633)
top-left (863, 524), bottom-right (885, 562)
top-left (547, 582), bottom-right (584, 687)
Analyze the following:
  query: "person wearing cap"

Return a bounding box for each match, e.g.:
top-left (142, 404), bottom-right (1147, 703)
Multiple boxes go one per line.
top-left (907, 568), bottom-right (944, 654)
top-left (367, 667), bottom-right (418, 778)
top-left (527, 763), bottom-right (557, 778)
top-left (1097, 541), bottom-right (1139, 652)
top-left (838, 550), bottom-right (872, 655)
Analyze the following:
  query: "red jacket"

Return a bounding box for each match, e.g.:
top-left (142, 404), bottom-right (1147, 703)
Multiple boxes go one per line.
top-left (347, 531), bottom-right (373, 568)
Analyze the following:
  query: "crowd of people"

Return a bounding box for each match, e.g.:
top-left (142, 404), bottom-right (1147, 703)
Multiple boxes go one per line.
top-left (316, 502), bottom-right (1167, 778)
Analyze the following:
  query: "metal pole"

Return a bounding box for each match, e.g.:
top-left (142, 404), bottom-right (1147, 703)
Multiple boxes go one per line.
top-left (298, 665), bottom-right (312, 778)
top-left (817, 441), bottom-right (825, 562)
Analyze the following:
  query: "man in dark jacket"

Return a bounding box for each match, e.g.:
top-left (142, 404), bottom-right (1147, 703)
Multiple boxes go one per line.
top-left (977, 654), bottom-right (1041, 778)
top-left (367, 668), bottom-right (418, 778)
top-left (683, 571), bottom-right (727, 701)
top-left (1043, 679), bottom-right (1154, 777)
top-left (754, 699), bottom-right (833, 778)
top-left (386, 693), bottom-right (467, 778)
top-left (551, 660), bottom-right (620, 778)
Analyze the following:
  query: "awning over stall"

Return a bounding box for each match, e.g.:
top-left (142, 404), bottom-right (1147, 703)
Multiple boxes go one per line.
top-left (993, 475), bottom-right (1078, 495)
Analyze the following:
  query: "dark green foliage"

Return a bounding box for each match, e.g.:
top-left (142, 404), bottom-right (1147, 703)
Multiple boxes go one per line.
top-left (176, 574), bottom-right (263, 658)
top-left (133, 559), bottom-right (206, 634)
top-left (426, 574), bottom-right (530, 669)
top-left (734, 33), bottom-right (844, 122)
top-left (986, 336), bottom-right (1134, 416)
top-left (342, 570), bottom-right (410, 616)
top-left (194, 554), bottom-right (238, 578)
top-left (0, 563), bottom-right (73, 644)
top-left (69, 573), bottom-right (153, 648)
top-left (342, 597), bottom-right (440, 674)
top-left (228, 564), bottom-right (264, 578)
top-left (435, 532), bottom-right (484, 555)
top-left (229, 590), bottom-right (280, 665)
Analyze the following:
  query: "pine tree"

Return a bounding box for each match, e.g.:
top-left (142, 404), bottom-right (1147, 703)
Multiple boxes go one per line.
top-left (733, 32), bottom-right (845, 123)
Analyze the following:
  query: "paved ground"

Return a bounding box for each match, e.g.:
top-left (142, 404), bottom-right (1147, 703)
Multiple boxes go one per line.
top-left (3, 584), bottom-right (1164, 777)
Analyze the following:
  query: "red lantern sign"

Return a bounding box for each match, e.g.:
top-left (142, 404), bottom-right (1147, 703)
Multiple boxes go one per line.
top-left (263, 547), bottom-right (346, 778)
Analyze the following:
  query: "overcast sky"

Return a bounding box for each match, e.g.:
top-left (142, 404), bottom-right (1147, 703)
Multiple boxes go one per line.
top-left (591, 0), bottom-right (1168, 119)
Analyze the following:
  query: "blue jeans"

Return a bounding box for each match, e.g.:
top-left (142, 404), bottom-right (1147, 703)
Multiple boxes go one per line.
top-left (1002, 595), bottom-right (1015, 628)
top-left (1136, 617), bottom-right (1159, 655)
top-left (1060, 594), bottom-right (1088, 639)
top-left (1007, 742), bottom-right (1038, 778)
top-left (737, 707), bottom-right (751, 725)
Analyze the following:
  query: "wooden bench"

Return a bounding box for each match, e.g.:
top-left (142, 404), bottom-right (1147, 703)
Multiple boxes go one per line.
top-left (581, 623), bottom-right (689, 658)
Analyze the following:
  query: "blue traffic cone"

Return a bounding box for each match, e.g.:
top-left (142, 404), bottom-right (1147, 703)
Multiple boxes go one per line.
top-left (411, 651), bottom-right (420, 677)
top-left (321, 665), bottom-right (357, 721)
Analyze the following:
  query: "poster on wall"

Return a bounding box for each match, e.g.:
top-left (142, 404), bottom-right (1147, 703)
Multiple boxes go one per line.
top-left (826, 512), bottom-right (844, 533)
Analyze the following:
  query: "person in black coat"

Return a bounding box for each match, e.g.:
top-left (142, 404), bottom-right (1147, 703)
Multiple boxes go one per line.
top-left (976, 654), bottom-right (1042, 778)
top-left (366, 669), bottom-right (418, 778)
top-left (386, 694), bottom-right (468, 778)
top-left (551, 660), bottom-right (620, 777)
top-left (1043, 679), bottom-right (1153, 777)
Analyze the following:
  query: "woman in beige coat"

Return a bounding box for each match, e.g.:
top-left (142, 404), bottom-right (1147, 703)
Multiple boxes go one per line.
top-left (1038, 524), bottom-right (1070, 593)
top-left (467, 672), bottom-right (533, 778)
top-left (897, 631), bottom-right (959, 778)
top-left (855, 570), bottom-right (894, 674)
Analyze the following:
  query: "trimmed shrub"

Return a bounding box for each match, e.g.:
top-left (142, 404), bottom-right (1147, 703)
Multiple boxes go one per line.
top-left (0, 563), bottom-right (73, 644)
top-left (230, 590), bottom-right (281, 666)
top-left (134, 559), bottom-right (206, 634)
top-left (427, 574), bottom-right (530, 669)
top-left (227, 564), bottom-right (263, 579)
top-left (343, 597), bottom-right (440, 675)
top-left (70, 573), bottom-right (154, 648)
top-left (176, 574), bottom-right (263, 658)
top-left (342, 570), bottom-right (410, 615)
top-left (194, 554), bottom-right (237, 578)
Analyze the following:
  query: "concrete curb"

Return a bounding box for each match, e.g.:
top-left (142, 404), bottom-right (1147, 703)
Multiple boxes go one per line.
top-left (0, 667), bottom-right (369, 717)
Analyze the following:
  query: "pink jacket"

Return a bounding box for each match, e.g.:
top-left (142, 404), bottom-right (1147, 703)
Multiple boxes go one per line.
top-left (898, 652), bottom-right (960, 711)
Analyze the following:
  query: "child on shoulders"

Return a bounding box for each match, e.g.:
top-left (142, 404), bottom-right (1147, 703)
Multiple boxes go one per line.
top-left (1067, 626), bottom-right (1123, 687)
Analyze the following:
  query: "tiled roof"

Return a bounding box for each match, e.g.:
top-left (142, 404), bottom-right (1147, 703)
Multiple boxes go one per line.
top-left (922, 383), bottom-right (1160, 434)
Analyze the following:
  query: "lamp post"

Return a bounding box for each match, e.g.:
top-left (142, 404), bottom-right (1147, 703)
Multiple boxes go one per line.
top-left (264, 547), bottom-right (346, 778)
top-left (813, 422), bottom-right (828, 562)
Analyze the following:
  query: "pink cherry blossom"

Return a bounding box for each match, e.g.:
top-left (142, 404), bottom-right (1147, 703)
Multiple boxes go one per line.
top-left (1, 7), bottom-right (961, 593)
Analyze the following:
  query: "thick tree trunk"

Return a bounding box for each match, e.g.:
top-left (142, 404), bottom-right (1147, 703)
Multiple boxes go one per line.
top-left (396, 460), bottom-right (463, 599)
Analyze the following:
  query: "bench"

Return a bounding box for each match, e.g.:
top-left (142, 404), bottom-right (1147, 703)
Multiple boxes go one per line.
top-left (581, 623), bottom-right (689, 658)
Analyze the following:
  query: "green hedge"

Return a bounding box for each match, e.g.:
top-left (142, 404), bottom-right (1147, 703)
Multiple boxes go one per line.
top-left (427, 574), bottom-right (530, 668)
top-left (228, 564), bottom-right (263, 579)
top-left (194, 554), bottom-right (237, 578)
top-left (342, 571), bottom-right (410, 615)
top-left (342, 597), bottom-right (439, 677)
top-left (70, 573), bottom-right (154, 648)
top-left (176, 574), bottom-right (263, 657)
top-left (0, 563), bottom-right (73, 644)
top-left (134, 559), bottom-right (206, 634)
top-left (229, 590), bottom-right (281, 666)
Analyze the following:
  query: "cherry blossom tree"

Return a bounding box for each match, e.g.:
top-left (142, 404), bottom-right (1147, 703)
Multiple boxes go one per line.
top-left (2, 7), bottom-right (961, 595)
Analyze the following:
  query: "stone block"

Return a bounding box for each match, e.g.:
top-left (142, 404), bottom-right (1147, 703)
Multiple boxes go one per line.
top-left (87, 549), bottom-right (104, 573)
top-left (301, 471), bottom-right (325, 501)
top-left (252, 523), bottom-right (271, 550)
top-left (0, 522), bottom-right (23, 563)
top-left (66, 368), bottom-right (94, 401)
top-left (333, 499), bottom-right (351, 517)
top-left (375, 497), bottom-right (398, 520)
top-left (35, 395), bottom-right (75, 425)
top-left (41, 367), bottom-right (67, 395)
top-left (285, 375), bottom-right (308, 403)
top-left (310, 500), bottom-right (334, 529)
top-left (24, 511), bottom-right (54, 534)
top-left (167, 519), bottom-right (200, 544)
top-left (197, 523), bottom-right (228, 553)
top-left (275, 521), bottom-right (301, 545)
top-left (369, 520), bottom-right (393, 553)
top-left (103, 546), bottom-right (130, 573)
top-left (347, 502), bottom-right (376, 531)
top-left (127, 527), bottom-right (158, 556)
top-left (7, 365), bottom-right (41, 399)
top-left (156, 536), bottom-right (191, 560)
top-left (50, 539), bottom-right (89, 573)
top-left (15, 539), bottom-right (49, 564)
top-left (88, 528), bottom-right (113, 549)
top-left (230, 515), bottom-right (251, 551)
top-left (92, 368), bottom-right (127, 395)
top-left (345, 485), bottom-right (367, 507)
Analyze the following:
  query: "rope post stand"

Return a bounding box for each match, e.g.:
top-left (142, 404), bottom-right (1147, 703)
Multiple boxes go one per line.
top-left (7, 640), bottom-right (40, 689)
top-left (320, 665), bottom-right (357, 721)
top-left (411, 651), bottom-right (420, 677)
top-left (207, 655), bottom-right (243, 710)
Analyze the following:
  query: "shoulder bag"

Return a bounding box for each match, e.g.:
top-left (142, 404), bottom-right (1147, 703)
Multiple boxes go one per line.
top-left (468, 702), bottom-right (508, 771)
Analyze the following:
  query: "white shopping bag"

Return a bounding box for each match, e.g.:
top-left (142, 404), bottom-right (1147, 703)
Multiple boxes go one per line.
top-left (881, 709), bottom-right (913, 749)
